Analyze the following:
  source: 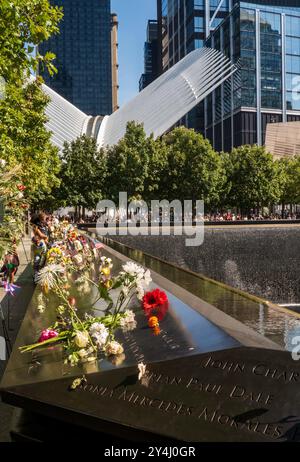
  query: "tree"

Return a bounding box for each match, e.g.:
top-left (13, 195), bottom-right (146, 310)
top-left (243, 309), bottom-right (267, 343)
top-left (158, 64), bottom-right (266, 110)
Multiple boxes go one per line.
top-left (0, 0), bottom-right (63, 205)
top-left (0, 0), bottom-right (63, 84)
top-left (137, 136), bottom-right (168, 203)
top-left (225, 145), bottom-right (283, 214)
top-left (106, 122), bottom-right (152, 202)
top-left (0, 164), bottom-right (29, 259)
top-left (1, 79), bottom-right (61, 204)
top-left (53, 135), bottom-right (107, 216)
top-left (160, 127), bottom-right (226, 206)
top-left (277, 156), bottom-right (300, 212)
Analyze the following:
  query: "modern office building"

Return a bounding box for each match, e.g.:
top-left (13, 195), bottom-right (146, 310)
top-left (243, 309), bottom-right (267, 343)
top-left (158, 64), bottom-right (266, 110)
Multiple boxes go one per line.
top-left (156, 0), bottom-right (231, 129)
top-left (157, 0), bottom-right (230, 71)
top-left (111, 13), bottom-right (119, 112)
top-left (39, 0), bottom-right (113, 116)
top-left (204, 0), bottom-right (300, 152)
top-left (139, 20), bottom-right (160, 91)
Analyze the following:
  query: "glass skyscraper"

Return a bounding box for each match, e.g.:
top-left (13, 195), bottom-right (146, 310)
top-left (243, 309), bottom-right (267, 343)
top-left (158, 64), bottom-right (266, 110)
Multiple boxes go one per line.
top-left (139, 20), bottom-right (160, 91)
top-left (40, 0), bottom-right (113, 116)
top-left (157, 0), bottom-right (231, 129)
top-left (204, 0), bottom-right (300, 151)
top-left (158, 0), bottom-right (230, 71)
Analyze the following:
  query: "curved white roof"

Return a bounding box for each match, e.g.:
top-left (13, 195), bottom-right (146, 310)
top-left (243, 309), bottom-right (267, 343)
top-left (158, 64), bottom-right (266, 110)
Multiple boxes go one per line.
top-left (43, 47), bottom-right (237, 149)
top-left (99, 47), bottom-right (237, 147)
top-left (43, 84), bottom-right (90, 150)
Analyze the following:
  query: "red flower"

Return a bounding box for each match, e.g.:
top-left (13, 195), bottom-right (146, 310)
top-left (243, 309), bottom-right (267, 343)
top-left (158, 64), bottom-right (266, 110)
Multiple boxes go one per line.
top-left (17, 184), bottom-right (26, 191)
top-left (142, 289), bottom-right (168, 321)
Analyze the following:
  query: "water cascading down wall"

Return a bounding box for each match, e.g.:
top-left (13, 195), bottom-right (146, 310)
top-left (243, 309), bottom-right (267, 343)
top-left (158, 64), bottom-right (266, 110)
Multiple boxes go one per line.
top-left (108, 226), bottom-right (300, 305)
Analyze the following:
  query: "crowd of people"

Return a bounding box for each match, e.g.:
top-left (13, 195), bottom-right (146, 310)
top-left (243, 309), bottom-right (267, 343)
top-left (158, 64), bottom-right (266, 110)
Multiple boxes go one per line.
top-left (71, 210), bottom-right (300, 225)
top-left (203, 211), bottom-right (300, 222)
top-left (30, 212), bottom-right (73, 277)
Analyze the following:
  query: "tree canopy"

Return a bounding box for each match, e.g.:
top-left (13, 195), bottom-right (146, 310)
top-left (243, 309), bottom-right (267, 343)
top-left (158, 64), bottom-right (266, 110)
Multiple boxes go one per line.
top-left (161, 127), bottom-right (226, 205)
top-left (0, 0), bottom-right (63, 204)
top-left (224, 145), bottom-right (284, 212)
top-left (55, 135), bottom-right (107, 213)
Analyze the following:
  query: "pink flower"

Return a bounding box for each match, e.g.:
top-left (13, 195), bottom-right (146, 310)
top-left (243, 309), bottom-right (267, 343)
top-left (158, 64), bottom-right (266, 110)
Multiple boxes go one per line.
top-left (38, 329), bottom-right (59, 343)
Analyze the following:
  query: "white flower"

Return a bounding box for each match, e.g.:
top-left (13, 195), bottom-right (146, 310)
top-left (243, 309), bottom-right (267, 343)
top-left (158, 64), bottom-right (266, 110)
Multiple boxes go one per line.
top-left (74, 240), bottom-right (83, 251)
top-left (37, 292), bottom-right (45, 304)
top-left (0, 159), bottom-right (6, 167)
top-left (100, 256), bottom-right (113, 270)
top-left (74, 331), bottom-right (89, 348)
top-left (122, 262), bottom-right (145, 278)
top-left (37, 304), bottom-right (45, 314)
top-left (89, 322), bottom-right (109, 349)
top-left (77, 349), bottom-right (89, 359)
top-left (89, 322), bottom-right (106, 336)
top-left (105, 341), bottom-right (124, 356)
top-left (121, 263), bottom-right (152, 300)
top-left (73, 254), bottom-right (83, 266)
top-left (138, 363), bottom-right (147, 381)
top-left (77, 347), bottom-right (95, 360)
top-left (120, 310), bottom-right (137, 331)
top-left (136, 285), bottom-right (145, 301)
top-left (122, 310), bottom-right (135, 324)
top-left (35, 264), bottom-right (65, 289)
top-left (143, 269), bottom-right (152, 287)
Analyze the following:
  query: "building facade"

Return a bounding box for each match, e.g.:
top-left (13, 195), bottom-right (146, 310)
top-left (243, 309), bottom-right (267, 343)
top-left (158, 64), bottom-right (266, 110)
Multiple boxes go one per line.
top-left (39, 0), bottom-right (113, 116)
top-left (139, 20), bottom-right (160, 91)
top-left (204, 0), bottom-right (300, 152)
top-left (157, 0), bottom-right (231, 129)
top-left (157, 0), bottom-right (231, 71)
top-left (111, 13), bottom-right (119, 112)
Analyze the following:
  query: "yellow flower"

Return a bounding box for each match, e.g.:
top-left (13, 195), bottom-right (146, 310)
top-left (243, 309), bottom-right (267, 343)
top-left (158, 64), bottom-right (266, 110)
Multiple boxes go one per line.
top-left (101, 267), bottom-right (111, 277)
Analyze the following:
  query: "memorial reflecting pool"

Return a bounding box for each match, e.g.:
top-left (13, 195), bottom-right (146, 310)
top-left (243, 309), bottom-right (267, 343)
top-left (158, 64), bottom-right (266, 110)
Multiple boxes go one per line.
top-left (92, 235), bottom-right (300, 352)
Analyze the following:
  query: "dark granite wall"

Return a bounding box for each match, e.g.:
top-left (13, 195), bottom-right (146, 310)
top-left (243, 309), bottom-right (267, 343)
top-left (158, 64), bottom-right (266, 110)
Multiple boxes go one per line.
top-left (110, 227), bottom-right (300, 304)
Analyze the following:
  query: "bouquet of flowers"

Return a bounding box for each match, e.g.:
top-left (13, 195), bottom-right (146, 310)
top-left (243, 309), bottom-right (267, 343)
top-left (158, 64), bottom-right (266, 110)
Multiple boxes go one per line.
top-left (20, 234), bottom-right (169, 366)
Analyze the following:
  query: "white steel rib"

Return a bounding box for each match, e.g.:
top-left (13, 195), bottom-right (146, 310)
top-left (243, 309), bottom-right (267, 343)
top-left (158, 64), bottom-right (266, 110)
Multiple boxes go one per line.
top-left (43, 84), bottom-right (90, 151)
top-left (43, 47), bottom-right (237, 149)
top-left (99, 47), bottom-right (237, 147)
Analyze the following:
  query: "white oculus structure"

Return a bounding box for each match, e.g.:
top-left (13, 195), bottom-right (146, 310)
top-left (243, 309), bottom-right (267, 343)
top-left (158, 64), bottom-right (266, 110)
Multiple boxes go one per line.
top-left (43, 47), bottom-right (238, 150)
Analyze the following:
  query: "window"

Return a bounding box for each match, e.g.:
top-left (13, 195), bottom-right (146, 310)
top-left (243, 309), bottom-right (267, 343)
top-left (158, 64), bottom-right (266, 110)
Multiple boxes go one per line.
top-left (261, 33), bottom-right (281, 53)
top-left (286, 73), bottom-right (300, 92)
top-left (261, 53), bottom-right (281, 73)
top-left (286, 15), bottom-right (300, 37)
top-left (260, 12), bottom-right (281, 35)
top-left (287, 55), bottom-right (300, 74)
top-left (240, 9), bottom-right (255, 32)
top-left (286, 91), bottom-right (300, 110)
top-left (194, 16), bottom-right (204, 32)
top-left (286, 36), bottom-right (300, 56)
top-left (241, 31), bottom-right (255, 50)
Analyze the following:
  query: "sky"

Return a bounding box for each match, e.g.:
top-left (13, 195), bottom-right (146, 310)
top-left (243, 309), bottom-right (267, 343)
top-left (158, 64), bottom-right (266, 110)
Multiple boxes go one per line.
top-left (111, 0), bottom-right (157, 107)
